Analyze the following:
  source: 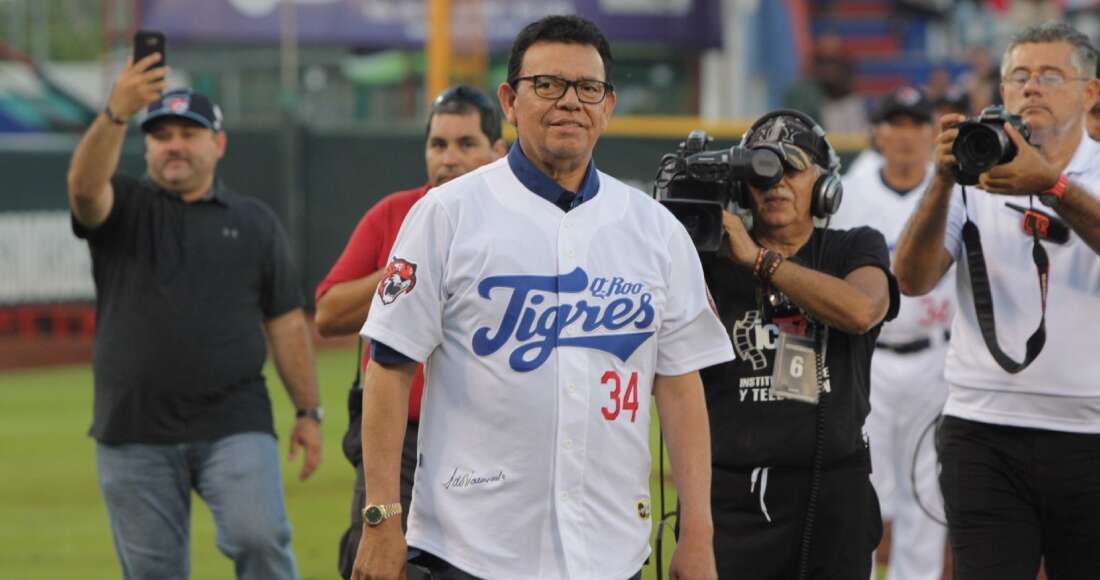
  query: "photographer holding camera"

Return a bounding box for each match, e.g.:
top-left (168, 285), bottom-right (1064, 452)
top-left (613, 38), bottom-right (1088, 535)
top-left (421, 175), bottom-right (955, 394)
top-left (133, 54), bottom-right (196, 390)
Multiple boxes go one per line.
top-left (893, 22), bottom-right (1100, 579)
top-left (698, 110), bottom-right (898, 579)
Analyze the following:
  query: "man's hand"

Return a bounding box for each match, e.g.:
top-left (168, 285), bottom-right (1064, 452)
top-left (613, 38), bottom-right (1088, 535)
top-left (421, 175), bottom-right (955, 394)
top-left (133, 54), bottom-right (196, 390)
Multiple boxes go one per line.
top-left (107, 54), bottom-right (169, 120)
top-left (287, 416), bottom-right (322, 481)
top-left (978, 122), bottom-right (1061, 195)
top-left (933, 113), bottom-right (967, 182)
top-left (721, 210), bottom-right (760, 268)
top-left (668, 533), bottom-right (718, 580)
top-left (351, 520), bottom-right (407, 580)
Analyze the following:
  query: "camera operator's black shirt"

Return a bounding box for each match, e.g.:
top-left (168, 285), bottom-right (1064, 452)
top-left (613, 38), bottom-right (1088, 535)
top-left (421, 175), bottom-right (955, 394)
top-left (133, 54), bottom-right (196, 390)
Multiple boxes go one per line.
top-left (73, 175), bottom-right (303, 444)
top-left (701, 226), bottom-right (896, 470)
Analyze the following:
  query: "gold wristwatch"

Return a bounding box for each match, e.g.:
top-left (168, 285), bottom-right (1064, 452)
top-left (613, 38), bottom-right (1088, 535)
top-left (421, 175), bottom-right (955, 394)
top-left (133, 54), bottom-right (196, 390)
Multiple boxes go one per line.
top-left (362, 502), bottom-right (402, 526)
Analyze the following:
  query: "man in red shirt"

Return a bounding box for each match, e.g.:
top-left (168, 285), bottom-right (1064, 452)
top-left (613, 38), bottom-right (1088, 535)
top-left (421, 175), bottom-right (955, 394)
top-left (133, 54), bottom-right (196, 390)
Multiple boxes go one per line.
top-left (315, 85), bottom-right (505, 579)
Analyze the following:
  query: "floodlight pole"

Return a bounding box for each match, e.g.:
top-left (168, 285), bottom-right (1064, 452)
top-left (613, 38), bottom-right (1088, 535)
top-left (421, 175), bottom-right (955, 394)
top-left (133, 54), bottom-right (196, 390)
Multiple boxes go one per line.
top-left (426, 0), bottom-right (452, 104)
top-left (279, 0), bottom-right (306, 289)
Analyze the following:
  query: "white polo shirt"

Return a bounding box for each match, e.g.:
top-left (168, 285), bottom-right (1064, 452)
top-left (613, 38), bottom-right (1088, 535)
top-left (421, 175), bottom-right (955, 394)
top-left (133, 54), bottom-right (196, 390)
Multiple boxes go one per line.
top-left (942, 130), bottom-right (1100, 433)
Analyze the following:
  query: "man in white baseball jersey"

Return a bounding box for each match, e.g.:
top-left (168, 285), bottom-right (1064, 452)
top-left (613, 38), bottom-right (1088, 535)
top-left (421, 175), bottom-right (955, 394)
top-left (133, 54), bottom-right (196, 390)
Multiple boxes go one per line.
top-left (895, 22), bottom-right (1100, 579)
top-left (350, 15), bottom-right (733, 580)
top-left (833, 87), bottom-right (953, 580)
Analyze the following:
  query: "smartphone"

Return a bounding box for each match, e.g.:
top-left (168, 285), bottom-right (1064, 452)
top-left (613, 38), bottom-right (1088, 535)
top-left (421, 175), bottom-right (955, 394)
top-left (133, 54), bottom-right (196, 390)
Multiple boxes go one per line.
top-left (133, 30), bottom-right (166, 69)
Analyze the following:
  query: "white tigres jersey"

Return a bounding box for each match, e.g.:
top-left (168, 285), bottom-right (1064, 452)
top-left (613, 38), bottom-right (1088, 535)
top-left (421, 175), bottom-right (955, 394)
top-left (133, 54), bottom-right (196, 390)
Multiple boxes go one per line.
top-left (941, 131), bottom-right (1100, 432)
top-left (361, 157), bottom-right (734, 580)
top-left (844, 149), bottom-right (883, 183)
top-left (835, 163), bottom-right (956, 345)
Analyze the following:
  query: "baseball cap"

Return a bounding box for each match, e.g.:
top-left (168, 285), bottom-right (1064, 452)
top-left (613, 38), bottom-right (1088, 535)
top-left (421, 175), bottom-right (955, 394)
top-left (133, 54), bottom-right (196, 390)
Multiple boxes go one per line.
top-left (140, 88), bottom-right (224, 132)
top-left (872, 86), bottom-right (933, 124)
top-left (934, 86), bottom-right (971, 115)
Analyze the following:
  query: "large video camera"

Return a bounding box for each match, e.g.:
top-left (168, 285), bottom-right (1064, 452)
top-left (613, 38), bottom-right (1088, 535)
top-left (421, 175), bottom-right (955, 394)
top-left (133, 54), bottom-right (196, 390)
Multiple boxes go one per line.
top-left (654, 130), bottom-right (783, 253)
top-left (951, 105), bottom-right (1032, 186)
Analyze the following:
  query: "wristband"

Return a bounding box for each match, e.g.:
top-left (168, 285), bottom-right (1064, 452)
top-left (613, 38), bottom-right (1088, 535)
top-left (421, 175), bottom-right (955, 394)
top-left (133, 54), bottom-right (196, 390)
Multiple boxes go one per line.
top-left (751, 247), bottom-right (767, 278)
top-left (757, 250), bottom-right (785, 283)
top-left (1039, 174), bottom-right (1067, 208)
top-left (764, 252), bottom-right (785, 281)
top-left (103, 105), bottom-right (128, 126)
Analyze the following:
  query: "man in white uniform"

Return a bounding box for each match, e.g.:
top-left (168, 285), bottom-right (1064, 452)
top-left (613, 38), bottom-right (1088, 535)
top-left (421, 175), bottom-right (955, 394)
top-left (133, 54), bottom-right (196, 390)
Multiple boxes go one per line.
top-left (350, 15), bottom-right (733, 580)
top-left (834, 86), bottom-right (953, 580)
top-left (895, 22), bottom-right (1100, 579)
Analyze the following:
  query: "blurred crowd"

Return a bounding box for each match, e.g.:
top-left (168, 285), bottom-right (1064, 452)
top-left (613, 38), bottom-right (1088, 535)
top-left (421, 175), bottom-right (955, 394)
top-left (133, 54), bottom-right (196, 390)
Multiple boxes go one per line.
top-left (782, 0), bottom-right (1100, 137)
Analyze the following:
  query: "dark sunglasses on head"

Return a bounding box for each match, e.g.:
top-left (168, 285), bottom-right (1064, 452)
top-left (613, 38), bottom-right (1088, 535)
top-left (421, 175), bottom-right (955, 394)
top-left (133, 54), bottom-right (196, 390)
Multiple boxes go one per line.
top-left (753, 143), bottom-right (814, 173)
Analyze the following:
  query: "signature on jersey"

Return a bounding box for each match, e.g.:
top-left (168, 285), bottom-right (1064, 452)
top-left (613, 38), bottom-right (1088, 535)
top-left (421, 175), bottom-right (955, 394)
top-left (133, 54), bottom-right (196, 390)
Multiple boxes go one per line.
top-left (442, 467), bottom-right (507, 490)
top-left (472, 267), bottom-right (656, 372)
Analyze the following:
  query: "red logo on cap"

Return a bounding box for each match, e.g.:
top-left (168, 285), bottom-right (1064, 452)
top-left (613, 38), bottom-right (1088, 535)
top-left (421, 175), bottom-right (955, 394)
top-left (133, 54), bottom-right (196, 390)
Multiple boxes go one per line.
top-left (167, 96), bottom-right (190, 114)
top-left (896, 87), bottom-right (921, 106)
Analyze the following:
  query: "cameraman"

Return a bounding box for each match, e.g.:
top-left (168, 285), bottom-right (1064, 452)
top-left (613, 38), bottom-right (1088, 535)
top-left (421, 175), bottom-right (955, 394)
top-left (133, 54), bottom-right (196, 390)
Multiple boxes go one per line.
top-left (702, 110), bottom-right (898, 579)
top-left (894, 22), bottom-right (1100, 579)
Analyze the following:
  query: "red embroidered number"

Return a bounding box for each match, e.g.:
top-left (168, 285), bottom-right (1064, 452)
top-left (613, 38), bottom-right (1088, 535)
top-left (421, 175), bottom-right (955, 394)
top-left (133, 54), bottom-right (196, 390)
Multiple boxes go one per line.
top-left (601, 370), bottom-right (640, 423)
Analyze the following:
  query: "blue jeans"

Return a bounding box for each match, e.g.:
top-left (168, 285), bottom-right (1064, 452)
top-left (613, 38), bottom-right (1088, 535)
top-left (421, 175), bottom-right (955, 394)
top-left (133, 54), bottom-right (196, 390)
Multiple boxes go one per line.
top-left (96, 432), bottom-right (297, 580)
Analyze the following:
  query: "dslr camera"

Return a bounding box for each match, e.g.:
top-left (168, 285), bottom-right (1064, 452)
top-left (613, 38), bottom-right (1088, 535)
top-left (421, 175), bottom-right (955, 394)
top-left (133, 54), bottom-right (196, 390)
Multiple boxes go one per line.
top-left (951, 105), bottom-right (1032, 186)
top-left (654, 130), bottom-right (783, 253)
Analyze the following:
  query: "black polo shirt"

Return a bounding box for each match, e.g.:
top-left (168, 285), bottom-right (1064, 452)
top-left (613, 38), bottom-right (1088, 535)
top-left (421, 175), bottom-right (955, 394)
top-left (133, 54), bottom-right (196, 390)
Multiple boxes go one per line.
top-left (73, 174), bottom-right (303, 444)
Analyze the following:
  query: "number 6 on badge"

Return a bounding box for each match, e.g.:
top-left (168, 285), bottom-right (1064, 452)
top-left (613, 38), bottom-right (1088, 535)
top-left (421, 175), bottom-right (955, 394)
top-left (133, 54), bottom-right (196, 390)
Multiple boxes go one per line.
top-left (771, 331), bottom-right (820, 404)
top-left (789, 355), bottom-right (804, 378)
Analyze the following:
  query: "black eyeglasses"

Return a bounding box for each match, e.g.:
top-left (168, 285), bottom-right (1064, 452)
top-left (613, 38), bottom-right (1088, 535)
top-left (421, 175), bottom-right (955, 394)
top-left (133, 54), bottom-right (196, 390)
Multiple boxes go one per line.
top-left (512, 75), bottom-right (614, 104)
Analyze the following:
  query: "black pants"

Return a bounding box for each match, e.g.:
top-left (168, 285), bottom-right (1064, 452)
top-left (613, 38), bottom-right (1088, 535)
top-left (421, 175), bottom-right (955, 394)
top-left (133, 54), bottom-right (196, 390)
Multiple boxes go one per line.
top-left (338, 385), bottom-right (419, 580)
top-left (406, 551), bottom-right (483, 580)
top-left (938, 415), bottom-right (1100, 580)
top-left (711, 456), bottom-right (882, 580)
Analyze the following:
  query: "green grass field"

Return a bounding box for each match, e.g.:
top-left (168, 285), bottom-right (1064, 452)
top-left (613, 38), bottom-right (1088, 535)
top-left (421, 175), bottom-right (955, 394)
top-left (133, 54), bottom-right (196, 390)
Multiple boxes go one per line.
top-left (0, 346), bottom-right (680, 579)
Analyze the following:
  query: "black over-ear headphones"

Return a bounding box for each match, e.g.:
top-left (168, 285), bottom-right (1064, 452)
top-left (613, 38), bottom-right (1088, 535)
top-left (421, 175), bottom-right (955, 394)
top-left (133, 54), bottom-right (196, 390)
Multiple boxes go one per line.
top-left (736, 109), bottom-right (843, 218)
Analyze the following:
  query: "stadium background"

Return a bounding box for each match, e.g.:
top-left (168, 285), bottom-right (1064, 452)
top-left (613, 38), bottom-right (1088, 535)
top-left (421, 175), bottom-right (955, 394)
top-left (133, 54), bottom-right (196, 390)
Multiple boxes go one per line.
top-left (4, 0), bottom-right (1098, 577)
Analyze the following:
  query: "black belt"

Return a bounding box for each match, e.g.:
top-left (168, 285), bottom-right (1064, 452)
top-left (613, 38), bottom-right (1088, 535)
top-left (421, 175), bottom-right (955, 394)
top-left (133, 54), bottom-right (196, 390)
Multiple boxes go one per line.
top-left (876, 330), bottom-right (950, 355)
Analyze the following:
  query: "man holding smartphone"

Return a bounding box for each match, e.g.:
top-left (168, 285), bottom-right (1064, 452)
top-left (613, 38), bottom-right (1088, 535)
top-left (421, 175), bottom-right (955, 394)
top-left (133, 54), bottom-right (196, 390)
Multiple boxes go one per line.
top-left (67, 45), bottom-right (321, 580)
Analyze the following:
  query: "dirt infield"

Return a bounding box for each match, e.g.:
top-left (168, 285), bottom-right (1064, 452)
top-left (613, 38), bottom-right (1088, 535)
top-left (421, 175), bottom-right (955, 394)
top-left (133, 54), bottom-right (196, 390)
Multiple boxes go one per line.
top-left (0, 336), bottom-right (94, 371)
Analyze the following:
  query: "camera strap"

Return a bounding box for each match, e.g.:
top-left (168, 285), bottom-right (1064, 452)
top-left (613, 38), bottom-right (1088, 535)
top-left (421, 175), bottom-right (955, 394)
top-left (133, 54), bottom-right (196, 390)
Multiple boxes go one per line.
top-left (352, 337), bottom-right (364, 387)
top-left (960, 187), bottom-right (1048, 373)
top-left (348, 338), bottom-right (365, 420)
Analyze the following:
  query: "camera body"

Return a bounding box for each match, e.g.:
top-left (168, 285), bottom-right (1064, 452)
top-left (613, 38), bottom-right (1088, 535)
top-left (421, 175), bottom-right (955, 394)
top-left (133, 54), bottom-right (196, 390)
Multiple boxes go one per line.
top-left (952, 105), bottom-right (1032, 186)
top-left (655, 130), bottom-right (783, 253)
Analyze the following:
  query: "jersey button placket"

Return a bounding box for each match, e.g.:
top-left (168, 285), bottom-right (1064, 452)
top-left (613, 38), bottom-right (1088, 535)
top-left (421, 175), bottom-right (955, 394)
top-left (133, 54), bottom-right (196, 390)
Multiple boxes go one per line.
top-left (555, 396), bottom-right (590, 573)
top-left (555, 327), bottom-right (589, 578)
top-left (554, 214), bottom-right (592, 577)
top-left (558, 214), bottom-right (577, 272)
